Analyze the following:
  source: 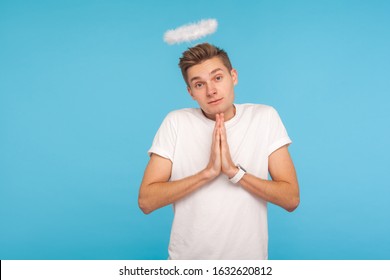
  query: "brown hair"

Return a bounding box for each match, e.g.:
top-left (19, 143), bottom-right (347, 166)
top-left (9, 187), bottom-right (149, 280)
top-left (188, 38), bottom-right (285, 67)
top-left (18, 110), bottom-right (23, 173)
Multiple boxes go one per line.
top-left (178, 43), bottom-right (233, 86)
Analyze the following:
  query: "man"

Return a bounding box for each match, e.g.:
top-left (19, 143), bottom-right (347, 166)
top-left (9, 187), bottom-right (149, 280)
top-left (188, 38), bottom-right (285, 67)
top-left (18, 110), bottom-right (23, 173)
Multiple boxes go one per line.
top-left (138, 43), bottom-right (299, 260)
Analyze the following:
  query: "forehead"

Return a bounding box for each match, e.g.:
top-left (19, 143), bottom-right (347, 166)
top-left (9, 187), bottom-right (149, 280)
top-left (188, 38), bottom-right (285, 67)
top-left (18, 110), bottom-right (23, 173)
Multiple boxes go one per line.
top-left (186, 57), bottom-right (228, 80)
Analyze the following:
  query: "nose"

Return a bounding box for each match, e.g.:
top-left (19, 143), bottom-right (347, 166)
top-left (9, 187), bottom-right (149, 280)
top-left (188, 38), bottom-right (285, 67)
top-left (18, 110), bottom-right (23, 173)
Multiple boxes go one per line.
top-left (206, 82), bottom-right (217, 96)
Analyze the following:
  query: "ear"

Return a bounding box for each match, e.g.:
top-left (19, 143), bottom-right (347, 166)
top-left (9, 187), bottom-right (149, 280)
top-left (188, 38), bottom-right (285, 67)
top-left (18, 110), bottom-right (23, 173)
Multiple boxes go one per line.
top-left (187, 86), bottom-right (196, 100)
top-left (231, 69), bottom-right (238, 86)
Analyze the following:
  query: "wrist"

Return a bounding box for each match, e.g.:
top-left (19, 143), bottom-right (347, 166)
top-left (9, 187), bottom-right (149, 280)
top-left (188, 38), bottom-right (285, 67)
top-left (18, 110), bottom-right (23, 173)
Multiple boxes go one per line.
top-left (201, 167), bottom-right (219, 181)
top-left (227, 166), bottom-right (239, 179)
top-left (229, 164), bottom-right (247, 184)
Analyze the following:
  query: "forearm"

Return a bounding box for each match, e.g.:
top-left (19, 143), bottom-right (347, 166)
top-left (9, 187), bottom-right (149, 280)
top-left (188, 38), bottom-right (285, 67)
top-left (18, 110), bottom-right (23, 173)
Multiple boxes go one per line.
top-left (238, 173), bottom-right (300, 212)
top-left (139, 169), bottom-right (214, 214)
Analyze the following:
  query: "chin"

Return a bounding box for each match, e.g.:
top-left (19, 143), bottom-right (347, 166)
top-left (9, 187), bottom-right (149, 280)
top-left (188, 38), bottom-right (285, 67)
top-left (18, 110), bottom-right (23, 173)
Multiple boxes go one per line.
top-left (208, 107), bottom-right (223, 115)
top-left (202, 103), bottom-right (231, 117)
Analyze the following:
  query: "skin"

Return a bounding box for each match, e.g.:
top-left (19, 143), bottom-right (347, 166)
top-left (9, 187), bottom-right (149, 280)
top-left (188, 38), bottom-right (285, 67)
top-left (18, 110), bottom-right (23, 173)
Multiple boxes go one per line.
top-left (186, 57), bottom-right (237, 122)
top-left (138, 57), bottom-right (300, 214)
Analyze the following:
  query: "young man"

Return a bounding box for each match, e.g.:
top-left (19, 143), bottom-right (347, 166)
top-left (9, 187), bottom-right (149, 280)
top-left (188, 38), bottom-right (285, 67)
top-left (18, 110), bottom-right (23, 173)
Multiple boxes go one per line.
top-left (138, 43), bottom-right (299, 260)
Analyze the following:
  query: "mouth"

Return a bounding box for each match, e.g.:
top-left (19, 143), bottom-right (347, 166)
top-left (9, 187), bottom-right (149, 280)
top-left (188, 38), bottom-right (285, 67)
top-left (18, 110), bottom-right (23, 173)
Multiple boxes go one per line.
top-left (208, 98), bottom-right (223, 105)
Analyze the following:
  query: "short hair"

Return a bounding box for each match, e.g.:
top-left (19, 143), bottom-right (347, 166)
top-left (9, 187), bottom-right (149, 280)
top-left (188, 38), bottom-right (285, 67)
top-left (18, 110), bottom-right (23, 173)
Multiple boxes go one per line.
top-left (178, 43), bottom-right (233, 86)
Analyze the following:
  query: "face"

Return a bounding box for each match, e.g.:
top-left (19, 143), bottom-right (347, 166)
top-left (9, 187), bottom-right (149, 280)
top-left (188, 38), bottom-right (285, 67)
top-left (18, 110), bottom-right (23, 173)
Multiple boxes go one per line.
top-left (186, 57), bottom-right (238, 121)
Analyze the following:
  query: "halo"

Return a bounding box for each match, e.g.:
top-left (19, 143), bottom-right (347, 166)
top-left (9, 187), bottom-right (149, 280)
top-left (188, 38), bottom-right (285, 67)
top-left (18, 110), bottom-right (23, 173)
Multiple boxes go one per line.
top-left (163, 19), bottom-right (218, 45)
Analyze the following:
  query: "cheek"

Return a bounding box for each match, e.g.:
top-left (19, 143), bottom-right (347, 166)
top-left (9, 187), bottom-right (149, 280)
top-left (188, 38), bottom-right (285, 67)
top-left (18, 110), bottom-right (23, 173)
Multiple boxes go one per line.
top-left (192, 93), bottom-right (206, 102)
top-left (224, 84), bottom-right (234, 96)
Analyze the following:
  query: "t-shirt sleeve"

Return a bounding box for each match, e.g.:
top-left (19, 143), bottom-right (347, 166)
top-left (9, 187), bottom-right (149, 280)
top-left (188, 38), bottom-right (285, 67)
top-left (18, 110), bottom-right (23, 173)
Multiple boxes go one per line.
top-left (147, 112), bottom-right (177, 162)
top-left (267, 107), bottom-right (292, 156)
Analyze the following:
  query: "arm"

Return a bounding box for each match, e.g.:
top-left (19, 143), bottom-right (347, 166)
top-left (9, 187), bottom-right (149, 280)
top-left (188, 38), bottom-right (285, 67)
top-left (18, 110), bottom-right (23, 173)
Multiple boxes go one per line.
top-left (218, 113), bottom-right (299, 212)
top-left (138, 154), bottom-right (212, 214)
top-left (238, 145), bottom-right (300, 212)
top-left (138, 116), bottom-right (223, 214)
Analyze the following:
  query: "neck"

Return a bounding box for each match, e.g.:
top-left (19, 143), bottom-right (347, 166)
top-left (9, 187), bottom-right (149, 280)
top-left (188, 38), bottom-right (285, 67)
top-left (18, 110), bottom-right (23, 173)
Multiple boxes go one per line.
top-left (202, 105), bottom-right (236, 121)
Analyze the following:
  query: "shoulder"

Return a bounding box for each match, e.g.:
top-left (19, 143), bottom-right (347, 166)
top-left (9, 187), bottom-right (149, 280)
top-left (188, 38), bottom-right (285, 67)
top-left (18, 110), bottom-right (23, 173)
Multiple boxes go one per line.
top-left (164, 108), bottom-right (199, 121)
top-left (237, 103), bottom-right (277, 117)
top-left (160, 108), bottom-right (201, 127)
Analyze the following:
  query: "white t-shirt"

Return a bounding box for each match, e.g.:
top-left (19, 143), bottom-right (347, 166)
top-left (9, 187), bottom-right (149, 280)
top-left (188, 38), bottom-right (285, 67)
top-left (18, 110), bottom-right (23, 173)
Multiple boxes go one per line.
top-left (148, 104), bottom-right (291, 259)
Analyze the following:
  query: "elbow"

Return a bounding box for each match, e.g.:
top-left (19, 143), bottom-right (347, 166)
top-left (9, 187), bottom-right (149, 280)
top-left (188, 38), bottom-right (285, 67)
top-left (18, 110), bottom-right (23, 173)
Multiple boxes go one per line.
top-left (286, 195), bottom-right (300, 213)
top-left (285, 181), bottom-right (300, 212)
top-left (138, 196), bottom-right (153, 215)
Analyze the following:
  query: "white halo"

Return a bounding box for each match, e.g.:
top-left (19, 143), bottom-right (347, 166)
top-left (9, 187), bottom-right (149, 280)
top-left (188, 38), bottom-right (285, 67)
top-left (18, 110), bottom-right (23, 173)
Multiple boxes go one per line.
top-left (163, 19), bottom-right (218, 45)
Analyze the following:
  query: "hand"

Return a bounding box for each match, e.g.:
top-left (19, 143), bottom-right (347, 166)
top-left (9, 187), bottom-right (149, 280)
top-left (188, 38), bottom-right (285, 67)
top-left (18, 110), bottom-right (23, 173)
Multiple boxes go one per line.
top-left (204, 113), bottom-right (222, 179)
top-left (219, 113), bottom-right (239, 178)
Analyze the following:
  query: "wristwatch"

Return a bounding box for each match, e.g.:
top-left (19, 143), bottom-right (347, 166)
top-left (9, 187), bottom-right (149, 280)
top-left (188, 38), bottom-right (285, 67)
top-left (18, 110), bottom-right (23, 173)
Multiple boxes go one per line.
top-left (229, 164), bottom-right (246, 184)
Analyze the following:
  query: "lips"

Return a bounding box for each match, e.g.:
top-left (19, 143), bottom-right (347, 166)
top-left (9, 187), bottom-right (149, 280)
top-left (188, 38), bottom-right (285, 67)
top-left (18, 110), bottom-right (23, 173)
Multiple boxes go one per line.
top-left (208, 98), bottom-right (223, 104)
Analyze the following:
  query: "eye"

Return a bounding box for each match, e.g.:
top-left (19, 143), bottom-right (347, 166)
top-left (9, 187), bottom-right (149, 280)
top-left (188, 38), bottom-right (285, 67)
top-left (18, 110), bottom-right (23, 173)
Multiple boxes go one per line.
top-left (215, 75), bottom-right (223, 81)
top-left (194, 82), bottom-right (204, 89)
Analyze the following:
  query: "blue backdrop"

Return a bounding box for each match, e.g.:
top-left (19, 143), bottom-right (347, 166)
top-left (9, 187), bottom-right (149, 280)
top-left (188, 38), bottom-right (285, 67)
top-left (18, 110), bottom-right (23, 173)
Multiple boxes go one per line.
top-left (1, 0), bottom-right (389, 260)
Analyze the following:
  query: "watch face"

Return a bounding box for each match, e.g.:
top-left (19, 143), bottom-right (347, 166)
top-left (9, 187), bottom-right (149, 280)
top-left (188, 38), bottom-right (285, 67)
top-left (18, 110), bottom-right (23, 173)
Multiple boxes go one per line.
top-left (238, 164), bottom-right (246, 172)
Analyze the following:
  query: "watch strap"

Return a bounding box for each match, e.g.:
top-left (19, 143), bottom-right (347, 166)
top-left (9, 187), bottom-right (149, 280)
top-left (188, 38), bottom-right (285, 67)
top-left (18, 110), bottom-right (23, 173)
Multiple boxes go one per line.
top-left (229, 164), bottom-right (246, 184)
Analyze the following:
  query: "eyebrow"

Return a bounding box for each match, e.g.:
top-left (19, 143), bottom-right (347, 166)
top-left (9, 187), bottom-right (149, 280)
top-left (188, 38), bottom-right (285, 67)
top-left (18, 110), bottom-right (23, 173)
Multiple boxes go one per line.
top-left (189, 68), bottom-right (224, 83)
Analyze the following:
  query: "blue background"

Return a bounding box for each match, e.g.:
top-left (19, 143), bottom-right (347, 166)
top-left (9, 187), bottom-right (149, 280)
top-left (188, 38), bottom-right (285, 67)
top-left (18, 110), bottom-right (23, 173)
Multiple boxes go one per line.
top-left (1, 0), bottom-right (389, 260)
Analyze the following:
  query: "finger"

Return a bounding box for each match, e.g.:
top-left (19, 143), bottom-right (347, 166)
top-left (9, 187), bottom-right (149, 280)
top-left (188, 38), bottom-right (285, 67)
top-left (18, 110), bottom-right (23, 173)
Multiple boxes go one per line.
top-left (220, 123), bottom-right (230, 159)
top-left (219, 127), bottom-right (224, 149)
top-left (213, 114), bottom-right (218, 133)
top-left (220, 113), bottom-right (225, 130)
top-left (212, 116), bottom-right (221, 149)
top-left (220, 119), bottom-right (227, 143)
top-left (213, 114), bottom-right (219, 137)
top-left (216, 125), bottom-right (221, 142)
top-left (215, 126), bottom-right (221, 153)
